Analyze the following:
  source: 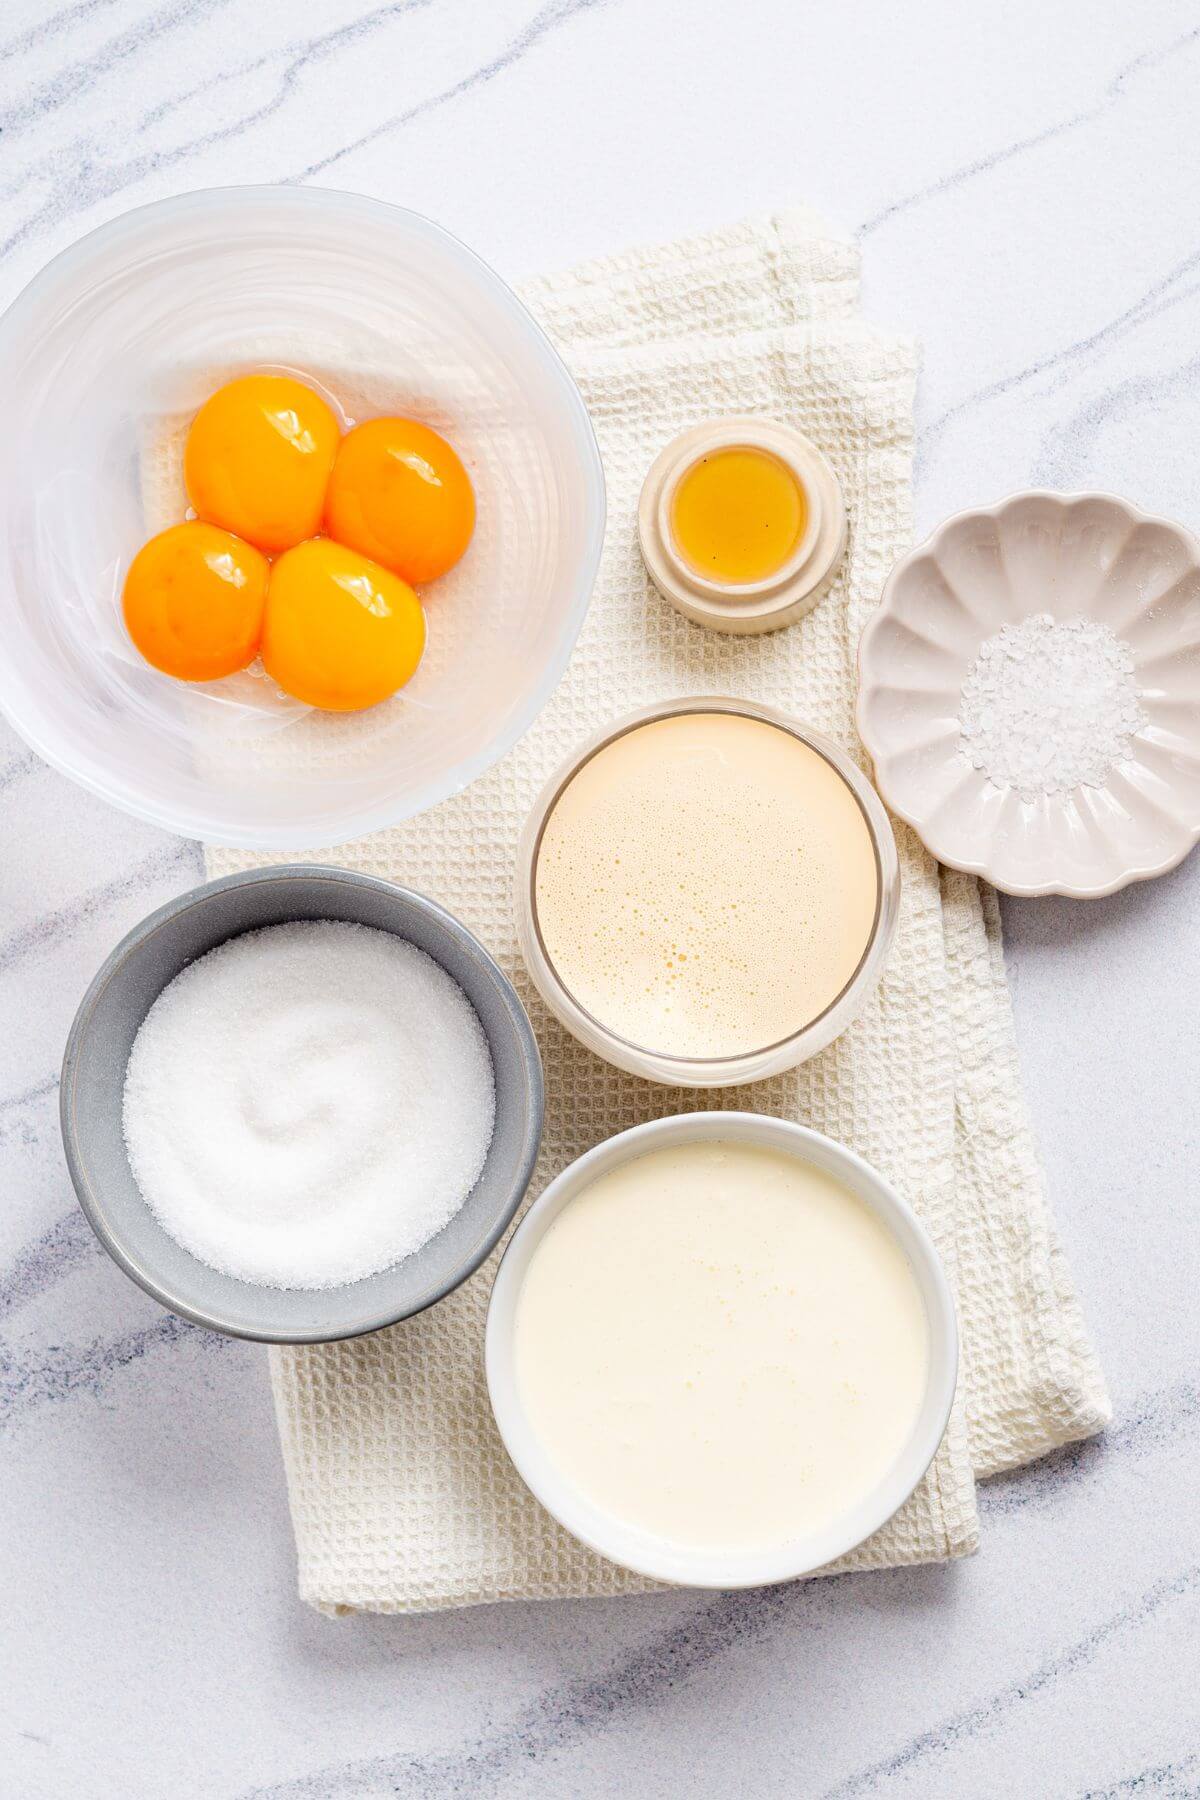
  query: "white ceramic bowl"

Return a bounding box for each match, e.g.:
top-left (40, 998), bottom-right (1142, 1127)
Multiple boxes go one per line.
top-left (857, 491), bottom-right (1200, 898)
top-left (485, 1112), bottom-right (958, 1589)
top-left (0, 186), bottom-right (605, 848)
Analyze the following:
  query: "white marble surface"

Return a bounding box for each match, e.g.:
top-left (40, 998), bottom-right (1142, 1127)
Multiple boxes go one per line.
top-left (3, 2), bottom-right (1200, 1794)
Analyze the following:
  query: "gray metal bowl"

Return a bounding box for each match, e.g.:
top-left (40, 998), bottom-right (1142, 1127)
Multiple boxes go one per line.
top-left (60, 866), bottom-right (543, 1343)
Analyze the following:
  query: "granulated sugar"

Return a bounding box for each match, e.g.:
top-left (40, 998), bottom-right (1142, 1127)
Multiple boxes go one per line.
top-left (957, 613), bottom-right (1145, 801)
top-left (122, 921), bottom-right (495, 1290)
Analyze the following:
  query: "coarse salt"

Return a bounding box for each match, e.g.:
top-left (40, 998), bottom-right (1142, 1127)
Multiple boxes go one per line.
top-left (957, 613), bottom-right (1145, 802)
top-left (122, 921), bottom-right (496, 1290)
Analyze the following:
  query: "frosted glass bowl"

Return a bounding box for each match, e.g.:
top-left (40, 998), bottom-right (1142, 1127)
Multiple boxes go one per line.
top-left (857, 491), bottom-right (1200, 898)
top-left (0, 187), bottom-right (604, 848)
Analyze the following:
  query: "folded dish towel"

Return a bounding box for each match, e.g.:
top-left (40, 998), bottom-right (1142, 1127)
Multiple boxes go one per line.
top-left (204, 210), bottom-right (1110, 1615)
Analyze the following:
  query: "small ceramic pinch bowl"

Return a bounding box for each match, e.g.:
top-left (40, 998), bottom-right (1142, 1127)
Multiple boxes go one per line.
top-left (60, 866), bottom-right (543, 1343)
top-left (638, 416), bottom-right (847, 634)
top-left (857, 491), bottom-right (1200, 897)
top-left (486, 1111), bottom-right (959, 1589)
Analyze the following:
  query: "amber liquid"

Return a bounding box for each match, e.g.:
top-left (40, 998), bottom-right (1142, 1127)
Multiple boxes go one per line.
top-left (671, 447), bottom-right (807, 585)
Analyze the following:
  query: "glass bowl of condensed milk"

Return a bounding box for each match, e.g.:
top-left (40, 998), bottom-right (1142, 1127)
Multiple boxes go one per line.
top-left (516, 697), bottom-right (900, 1085)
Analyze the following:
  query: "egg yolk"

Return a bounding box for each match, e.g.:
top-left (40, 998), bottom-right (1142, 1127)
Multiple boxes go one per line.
top-left (184, 375), bottom-right (340, 554)
top-left (122, 522), bottom-right (269, 681)
top-left (324, 416), bottom-right (475, 585)
top-left (262, 538), bottom-right (426, 711)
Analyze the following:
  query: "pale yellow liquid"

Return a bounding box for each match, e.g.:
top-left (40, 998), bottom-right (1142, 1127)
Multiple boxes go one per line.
top-left (515, 1140), bottom-right (929, 1552)
top-left (533, 711), bottom-right (879, 1059)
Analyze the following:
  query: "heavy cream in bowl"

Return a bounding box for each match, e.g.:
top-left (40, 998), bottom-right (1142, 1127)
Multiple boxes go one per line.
top-left (517, 701), bottom-right (899, 1086)
top-left (486, 1114), bottom-right (958, 1588)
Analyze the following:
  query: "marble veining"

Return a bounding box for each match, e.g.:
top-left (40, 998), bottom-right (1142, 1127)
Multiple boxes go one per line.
top-left (293, 0), bottom-right (612, 184)
top-left (2, 2), bottom-right (1200, 1794)
top-left (1, 1310), bottom-right (230, 1430)
top-left (1085, 1755), bottom-right (1200, 1797)
top-left (857, 25), bottom-right (1200, 239)
top-left (915, 232), bottom-right (1200, 475)
top-left (0, 1203), bottom-right (93, 1321)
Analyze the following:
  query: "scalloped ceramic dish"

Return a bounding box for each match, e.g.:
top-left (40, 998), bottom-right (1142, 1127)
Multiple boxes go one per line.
top-left (857, 491), bottom-right (1200, 898)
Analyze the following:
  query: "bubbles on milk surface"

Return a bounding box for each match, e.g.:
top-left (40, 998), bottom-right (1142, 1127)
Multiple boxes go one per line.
top-left (533, 712), bottom-right (879, 1058)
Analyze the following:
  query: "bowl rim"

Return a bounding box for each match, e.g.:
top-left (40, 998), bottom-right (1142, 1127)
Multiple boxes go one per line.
top-left (857, 487), bottom-right (1200, 899)
top-left (60, 864), bottom-right (544, 1343)
top-left (485, 1110), bottom-right (959, 1589)
top-left (0, 184), bottom-right (606, 850)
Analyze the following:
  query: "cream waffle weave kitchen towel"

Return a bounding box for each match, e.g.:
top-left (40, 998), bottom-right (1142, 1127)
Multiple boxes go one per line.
top-left (203, 210), bottom-right (1110, 1614)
